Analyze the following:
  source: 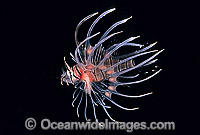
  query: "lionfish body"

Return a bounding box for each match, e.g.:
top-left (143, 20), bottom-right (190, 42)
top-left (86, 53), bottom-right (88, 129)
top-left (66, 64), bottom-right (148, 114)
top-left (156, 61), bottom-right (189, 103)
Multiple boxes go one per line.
top-left (61, 8), bottom-right (164, 121)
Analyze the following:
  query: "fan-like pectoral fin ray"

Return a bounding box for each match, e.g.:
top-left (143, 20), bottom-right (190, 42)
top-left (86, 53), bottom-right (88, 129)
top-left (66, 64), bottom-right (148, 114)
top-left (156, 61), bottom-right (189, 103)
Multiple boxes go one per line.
top-left (77, 91), bottom-right (83, 117)
top-left (93, 83), bottom-right (138, 111)
top-left (85, 8), bottom-right (116, 47)
top-left (99, 16), bottom-right (132, 41)
top-left (89, 94), bottom-right (98, 122)
top-left (94, 90), bottom-right (116, 122)
top-left (113, 69), bottom-right (162, 86)
top-left (86, 31), bottom-right (123, 65)
top-left (118, 74), bottom-right (139, 79)
top-left (103, 50), bottom-right (158, 72)
top-left (106, 43), bottom-right (143, 53)
top-left (75, 12), bottom-right (99, 63)
top-left (84, 92), bottom-right (88, 121)
top-left (142, 59), bottom-right (158, 67)
top-left (113, 42), bottom-right (157, 59)
top-left (101, 93), bottom-right (139, 110)
top-left (106, 89), bottom-right (153, 98)
top-left (96, 36), bottom-right (140, 68)
top-left (73, 83), bottom-right (84, 98)
top-left (72, 89), bottom-right (82, 107)
top-left (132, 42), bottom-right (158, 55)
top-left (75, 32), bottom-right (100, 69)
top-left (75, 12), bottom-right (98, 46)
top-left (111, 49), bottom-right (164, 78)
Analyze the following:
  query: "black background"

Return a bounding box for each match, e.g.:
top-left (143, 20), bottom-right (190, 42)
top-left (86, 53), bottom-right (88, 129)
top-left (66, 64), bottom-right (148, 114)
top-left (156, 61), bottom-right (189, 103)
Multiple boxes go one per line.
top-left (1, 0), bottom-right (197, 135)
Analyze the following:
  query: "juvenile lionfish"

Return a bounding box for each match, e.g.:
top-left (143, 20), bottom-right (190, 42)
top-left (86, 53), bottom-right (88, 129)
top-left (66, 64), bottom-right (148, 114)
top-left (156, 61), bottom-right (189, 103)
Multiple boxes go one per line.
top-left (61, 8), bottom-right (164, 122)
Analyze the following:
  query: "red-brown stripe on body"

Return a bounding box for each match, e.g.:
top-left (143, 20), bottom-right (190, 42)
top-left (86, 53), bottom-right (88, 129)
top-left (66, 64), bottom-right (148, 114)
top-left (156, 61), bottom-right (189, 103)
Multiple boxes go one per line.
top-left (74, 55), bottom-right (135, 83)
top-left (73, 65), bottom-right (82, 79)
top-left (93, 68), bottom-right (106, 82)
top-left (92, 56), bottom-right (135, 82)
